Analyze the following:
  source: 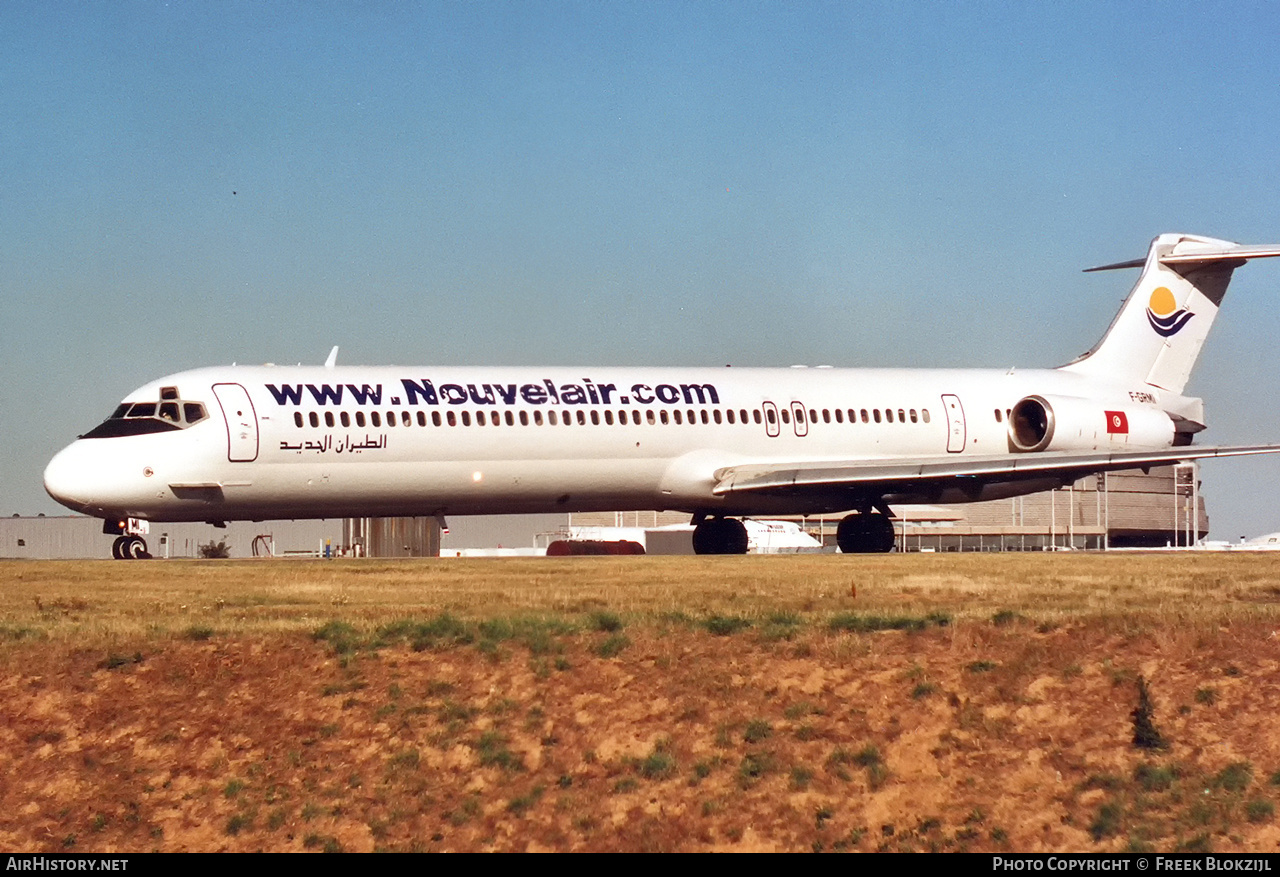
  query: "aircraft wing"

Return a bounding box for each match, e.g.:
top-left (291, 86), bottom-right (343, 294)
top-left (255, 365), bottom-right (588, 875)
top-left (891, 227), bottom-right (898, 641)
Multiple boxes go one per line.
top-left (711, 444), bottom-right (1280, 497)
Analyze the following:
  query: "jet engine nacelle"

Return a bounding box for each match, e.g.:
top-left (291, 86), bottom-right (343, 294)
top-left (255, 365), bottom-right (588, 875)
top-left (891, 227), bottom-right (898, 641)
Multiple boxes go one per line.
top-left (1008, 394), bottom-right (1175, 453)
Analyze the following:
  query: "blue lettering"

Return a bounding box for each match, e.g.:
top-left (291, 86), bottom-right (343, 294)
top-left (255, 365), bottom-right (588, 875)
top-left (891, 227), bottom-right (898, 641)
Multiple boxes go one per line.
top-left (680, 383), bottom-right (719, 405)
top-left (494, 384), bottom-right (519, 405)
top-left (265, 384), bottom-right (304, 405)
top-left (400, 378), bottom-right (438, 405)
top-left (306, 384), bottom-right (344, 405)
top-left (655, 384), bottom-right (680, 404)
top-left (631, 384), bottom-right (655, 404)
top-left (440, 384), bottom-right (468, 404)
top-left (560, 384), bottom-right (587, 404)
top-left (468, 384), bottom-right (496, 404)
top-left (346, 384), bottom-right (383, 405)
top-left (521, 384), bottom-right (547, 404)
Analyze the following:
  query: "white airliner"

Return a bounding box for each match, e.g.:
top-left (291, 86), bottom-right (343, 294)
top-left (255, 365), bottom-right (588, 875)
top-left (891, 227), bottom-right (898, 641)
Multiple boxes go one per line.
top-left (43, 233), bottom-right (1280, 558)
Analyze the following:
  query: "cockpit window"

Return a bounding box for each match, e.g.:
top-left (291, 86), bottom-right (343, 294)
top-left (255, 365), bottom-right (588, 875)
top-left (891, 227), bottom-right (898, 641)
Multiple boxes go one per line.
top-left (80, 388), bottom-right (211, 439)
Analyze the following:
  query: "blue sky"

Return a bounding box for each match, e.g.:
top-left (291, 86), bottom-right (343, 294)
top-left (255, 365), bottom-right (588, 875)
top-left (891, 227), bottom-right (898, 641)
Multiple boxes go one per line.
top-left (5, 1), bottom-right (1280, 540)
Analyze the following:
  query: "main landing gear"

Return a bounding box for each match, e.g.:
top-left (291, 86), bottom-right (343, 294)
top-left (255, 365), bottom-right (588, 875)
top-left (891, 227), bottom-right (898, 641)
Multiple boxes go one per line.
top-left (111, 535), bottom-right (151, 560)
top-left (691, 516), bottom-right (749, 555)
top-left (835, 511), bottom-right (896, 554)
top-left (689, 508), bottom-right (897, 555)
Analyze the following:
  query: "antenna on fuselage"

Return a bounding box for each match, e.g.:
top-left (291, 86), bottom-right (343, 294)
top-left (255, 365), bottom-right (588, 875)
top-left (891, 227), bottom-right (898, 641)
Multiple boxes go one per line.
top-left (324, 346), bottom-right (339, 368)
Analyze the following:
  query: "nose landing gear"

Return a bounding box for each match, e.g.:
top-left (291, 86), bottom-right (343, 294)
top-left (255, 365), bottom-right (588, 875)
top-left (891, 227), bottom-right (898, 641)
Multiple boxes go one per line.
top-left (106, 517), bottom-right (152, 560)
top-left (111, 535), bottom-right (152, 560)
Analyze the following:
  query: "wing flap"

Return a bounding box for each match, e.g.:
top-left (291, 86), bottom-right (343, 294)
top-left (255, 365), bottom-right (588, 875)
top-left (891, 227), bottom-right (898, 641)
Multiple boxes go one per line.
top-left (712, 445), bottom-right (1280, 496)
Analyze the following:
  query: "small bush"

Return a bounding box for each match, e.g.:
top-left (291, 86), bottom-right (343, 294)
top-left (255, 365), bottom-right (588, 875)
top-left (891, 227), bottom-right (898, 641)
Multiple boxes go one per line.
top-left (1090, 800), bottom-right (1123, 841)
top-left (1134, 762), bottom-right (1177, 792)
top-left (1247, 799), bottom-right (1275, 823)
top-left (1131, 676), bottom-right (1167, 750)
top-left (1216, 761), bottom-right (1253, 793)
top-left (640, 746), bottom-right (676, 780)
top-left (589, 612), bottom-right (624, 633)
top-left (594, 633), bottom-right (630, 658)
top-left (312, 620), bottom-right (363, 654)
top-left (704, 615), bottom-right (752, 636)
top-left (198, 539), bottom-right (231, 559)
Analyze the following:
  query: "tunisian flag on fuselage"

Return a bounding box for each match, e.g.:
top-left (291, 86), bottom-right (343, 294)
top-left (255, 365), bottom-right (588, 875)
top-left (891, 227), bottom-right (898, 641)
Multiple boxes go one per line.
top-left (1105, 411), bottom-right (1129, 434)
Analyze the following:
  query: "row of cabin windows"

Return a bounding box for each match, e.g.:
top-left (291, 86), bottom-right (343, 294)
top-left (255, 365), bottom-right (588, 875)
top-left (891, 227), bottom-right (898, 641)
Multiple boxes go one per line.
top-left (291, 406), bottom-right (933, 429)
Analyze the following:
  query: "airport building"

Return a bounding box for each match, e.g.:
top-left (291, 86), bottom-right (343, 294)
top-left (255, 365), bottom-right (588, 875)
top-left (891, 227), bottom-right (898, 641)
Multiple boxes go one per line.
top-left (4, 465), bottom-right (1208, 558)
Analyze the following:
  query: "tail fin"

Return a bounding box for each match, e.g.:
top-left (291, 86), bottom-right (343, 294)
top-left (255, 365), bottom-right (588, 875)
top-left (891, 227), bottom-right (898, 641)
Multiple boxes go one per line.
top-left (1060, 233), bottom-right (1280, 394)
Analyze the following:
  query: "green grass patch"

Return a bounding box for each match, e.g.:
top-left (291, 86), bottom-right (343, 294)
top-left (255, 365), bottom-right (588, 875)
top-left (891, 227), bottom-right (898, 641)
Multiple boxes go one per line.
top-left (594, 633), bottom-right (630, 658)
top-left (704, 615), bottom-right (752, 636)
top-left (828, 612), bottom-right (950, 634)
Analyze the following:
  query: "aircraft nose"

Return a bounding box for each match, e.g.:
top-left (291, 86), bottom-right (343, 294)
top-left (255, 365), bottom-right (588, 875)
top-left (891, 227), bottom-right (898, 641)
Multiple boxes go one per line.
top-left (44, 441), bottom-right (98, 513)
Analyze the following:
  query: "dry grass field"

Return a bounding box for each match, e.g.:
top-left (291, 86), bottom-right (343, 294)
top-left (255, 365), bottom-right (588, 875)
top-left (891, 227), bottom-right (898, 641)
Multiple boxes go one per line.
top-left (4, 553), bottom-right (1280, 852)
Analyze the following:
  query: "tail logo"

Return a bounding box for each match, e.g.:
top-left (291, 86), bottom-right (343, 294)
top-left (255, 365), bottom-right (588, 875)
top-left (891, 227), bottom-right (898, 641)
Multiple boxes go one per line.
top-left (1146, 287), bottom-right (1194, 337)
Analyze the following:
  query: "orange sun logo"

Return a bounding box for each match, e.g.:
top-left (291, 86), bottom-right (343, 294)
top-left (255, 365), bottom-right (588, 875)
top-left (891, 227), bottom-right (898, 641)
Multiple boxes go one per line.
top-left (1146, 287), bottom-right (1193, 337)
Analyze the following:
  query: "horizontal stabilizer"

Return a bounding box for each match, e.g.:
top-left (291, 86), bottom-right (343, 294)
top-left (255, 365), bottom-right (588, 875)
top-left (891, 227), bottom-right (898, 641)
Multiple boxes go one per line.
top-left (1085, 242), bottom-right (1280, 272)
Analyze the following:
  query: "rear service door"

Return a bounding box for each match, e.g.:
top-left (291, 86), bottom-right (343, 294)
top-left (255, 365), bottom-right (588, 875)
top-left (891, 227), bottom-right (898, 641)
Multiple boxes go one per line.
top-left (213, 383), bottom-right (260, 462)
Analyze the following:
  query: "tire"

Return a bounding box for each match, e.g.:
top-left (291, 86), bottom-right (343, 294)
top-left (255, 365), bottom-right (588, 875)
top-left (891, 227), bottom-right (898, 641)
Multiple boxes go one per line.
top-left (123, 536), bottom-right (149, 559)
top-left (692, 518), bottom-right (749, 555)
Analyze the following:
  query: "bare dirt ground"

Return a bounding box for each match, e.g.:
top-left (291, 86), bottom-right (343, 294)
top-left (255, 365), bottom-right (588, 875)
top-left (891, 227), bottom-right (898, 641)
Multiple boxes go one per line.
top-left (4, 555), bottom-right (1280, 852)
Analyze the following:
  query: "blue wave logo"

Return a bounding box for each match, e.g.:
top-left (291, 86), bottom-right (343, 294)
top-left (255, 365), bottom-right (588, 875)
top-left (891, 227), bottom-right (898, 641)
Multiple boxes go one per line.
top-left (1146, 287), bottom-right (1194, 337)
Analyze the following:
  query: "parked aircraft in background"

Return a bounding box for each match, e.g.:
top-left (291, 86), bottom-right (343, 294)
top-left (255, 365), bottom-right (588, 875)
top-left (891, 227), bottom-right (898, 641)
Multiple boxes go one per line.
top-left (44, 233), bottom-right (1280, 558)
